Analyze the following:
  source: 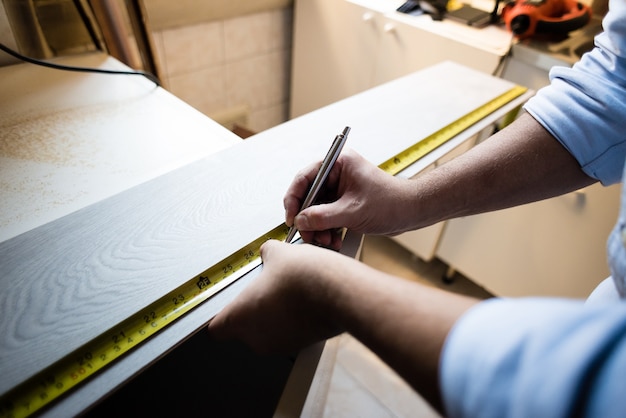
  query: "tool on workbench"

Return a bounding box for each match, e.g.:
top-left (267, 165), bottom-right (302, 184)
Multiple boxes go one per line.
top-left (501, 0), bottom-right (592, 39)
top-left (285, 126), bottom-right (350, 243)
top-left (0, 84), bottom-right (527, 418)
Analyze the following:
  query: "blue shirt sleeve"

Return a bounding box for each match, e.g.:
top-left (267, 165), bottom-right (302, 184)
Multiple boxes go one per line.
top-left (440, 3), bottom-right (626, 416)
top-left (523, 0), bottom-right (626, 185)
top-left (440, 298), bottom-right (626, 418)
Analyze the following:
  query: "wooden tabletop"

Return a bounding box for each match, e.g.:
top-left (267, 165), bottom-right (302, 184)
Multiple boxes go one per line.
top-left (0, 56), bottom-right (530, 416)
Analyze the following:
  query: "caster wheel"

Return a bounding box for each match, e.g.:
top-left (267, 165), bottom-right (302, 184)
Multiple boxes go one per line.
top-left (442, 266), bottom-right (456, 284)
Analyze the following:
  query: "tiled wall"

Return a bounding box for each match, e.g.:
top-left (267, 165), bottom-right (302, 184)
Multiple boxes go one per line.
top-left (151, 8), bottom-right (293, 133)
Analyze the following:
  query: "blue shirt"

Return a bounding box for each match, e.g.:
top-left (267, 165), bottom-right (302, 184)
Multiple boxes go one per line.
top-left (441, 1), bottom-right (626, 416)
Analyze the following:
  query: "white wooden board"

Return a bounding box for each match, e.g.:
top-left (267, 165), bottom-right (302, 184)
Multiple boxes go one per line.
top-left (0, 60), bottom-right (525, 415)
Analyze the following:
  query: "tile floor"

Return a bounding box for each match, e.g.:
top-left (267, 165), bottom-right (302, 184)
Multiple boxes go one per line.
top-left (319, 235), bottom-right (493, 418)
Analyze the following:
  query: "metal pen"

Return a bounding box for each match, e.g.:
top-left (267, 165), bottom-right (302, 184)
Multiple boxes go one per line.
top-left (285, 126), bottom-right (351, 243)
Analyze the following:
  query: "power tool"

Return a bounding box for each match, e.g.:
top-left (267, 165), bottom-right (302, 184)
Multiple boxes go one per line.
top-left (501, 0), bottom-right (592, 39)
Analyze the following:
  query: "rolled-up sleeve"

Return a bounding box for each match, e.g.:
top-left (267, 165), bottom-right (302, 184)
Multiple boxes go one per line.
top-left (440, 298), bottom-right (626, 418)
top-left (523, 0), bottom-right (626, 185)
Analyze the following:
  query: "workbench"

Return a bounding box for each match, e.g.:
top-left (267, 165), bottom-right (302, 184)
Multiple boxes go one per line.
top-left (0, 53), bottom-right (530, 417)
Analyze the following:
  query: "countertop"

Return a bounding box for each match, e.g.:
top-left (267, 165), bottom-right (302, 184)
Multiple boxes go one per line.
top-left (0, 56), bottom-right (530, 417)
top-left (0, 53), bottom-right (239, 242)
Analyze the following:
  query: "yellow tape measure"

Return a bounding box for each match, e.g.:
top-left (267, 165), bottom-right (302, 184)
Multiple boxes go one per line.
top-left (0, 224), bottom-right (289, 418)
top-left (0, 84), bottom-right (527, 418)
top-left (379, 85), bottom-right (528, 176)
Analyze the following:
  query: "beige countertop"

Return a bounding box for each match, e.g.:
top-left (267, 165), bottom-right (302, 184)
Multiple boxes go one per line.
top-left (0, 52), bottom-right (240, 242)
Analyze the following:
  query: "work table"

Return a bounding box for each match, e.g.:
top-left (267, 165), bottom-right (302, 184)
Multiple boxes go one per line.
top-left (0, 53), bottom-right (529, 417)
top-left (0, 53), bottom-right (239, 242)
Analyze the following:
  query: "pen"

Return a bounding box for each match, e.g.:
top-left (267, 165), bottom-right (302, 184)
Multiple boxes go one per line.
top-left (285, 126), bottom-right (351, 243)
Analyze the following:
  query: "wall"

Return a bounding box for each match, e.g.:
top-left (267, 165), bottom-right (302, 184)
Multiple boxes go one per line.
top-left (143, 0), bottom-right (293, 31)
top-left (0, 2), bottom-right (18, 66)
top-left (0, 1), bottom-right (294, 134)
top-left (148, 4), bottom-right (294, 133)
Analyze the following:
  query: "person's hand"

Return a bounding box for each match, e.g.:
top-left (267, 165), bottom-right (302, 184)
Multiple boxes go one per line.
top-left (284, 148), bottom-right (414, 249)
top-left (207, 240), bottom-right (348, 354)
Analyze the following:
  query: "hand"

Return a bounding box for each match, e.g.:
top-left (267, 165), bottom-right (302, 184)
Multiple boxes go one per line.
top-left (207, 240), bottom-right (477, 413)
top-left (207, 240), bottom-right (347, 354)
top-left (284, 148), bottom-right (414, 249)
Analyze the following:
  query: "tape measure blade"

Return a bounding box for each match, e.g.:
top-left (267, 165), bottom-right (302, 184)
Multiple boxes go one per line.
top-left (0, 224), bottom-right (288, 418)
top-left (379, 85), bottom-right (527, 176)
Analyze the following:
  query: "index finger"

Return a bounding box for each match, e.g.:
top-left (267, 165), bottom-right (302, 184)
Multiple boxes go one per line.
top-left (283, 161), bottom-right (322, 227)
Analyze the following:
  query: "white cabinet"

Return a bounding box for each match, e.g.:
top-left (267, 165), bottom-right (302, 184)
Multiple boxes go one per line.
top-left (371, 7), bottom-right (509, 87)
top-left (438, 30), bottom-right (621, 298)
top-left (290, 0), bottom-right (513, 117)
top-left (438, 183), bottom-right (621, 298)
top-left (290, 0), bottom-right (377, 117)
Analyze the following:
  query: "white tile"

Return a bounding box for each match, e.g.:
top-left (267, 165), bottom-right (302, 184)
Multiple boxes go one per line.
top-left (225, 49), bottom-right (290, 109)
top-left (224, 11), bottom-right (272, 61)
top-left (160, 21), bottom-right (224, 76)
top-left (224, 9), bottom-right (292, 61)
top-left (266, 8), bottom-right (293, 51)
top-left (167, 66), bottom-right (227, 115)
top-left (154, 9), bottom-right (293, 133)
top-left (248, 102), bottom-right (288, 132)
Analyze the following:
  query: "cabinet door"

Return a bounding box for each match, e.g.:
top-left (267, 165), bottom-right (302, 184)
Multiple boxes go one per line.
top-left (437, 183), bottom-right (621, 298)
top-left (290, 0), bottom-right (381, 117)
top-left (372, 16), bottom-right (506, 87)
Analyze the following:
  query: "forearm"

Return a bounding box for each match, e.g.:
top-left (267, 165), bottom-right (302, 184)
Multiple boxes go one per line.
top-left (321, 256), bottom-right (478, 412)
top-left (401, 112), bottom-right (596, 230)
top-left (208, 241), bottom-right (478, 412)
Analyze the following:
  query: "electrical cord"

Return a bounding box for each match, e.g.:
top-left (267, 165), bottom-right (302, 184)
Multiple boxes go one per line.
top-left (0, 43), bottom-right (161, 87)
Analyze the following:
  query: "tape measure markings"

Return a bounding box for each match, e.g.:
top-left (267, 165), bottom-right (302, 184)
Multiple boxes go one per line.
top-left (379, 85), bottom-right (528, 176)
top-left (0, 84), bottom-right (527, 418)
top-left (0, 224), bottom-right (289, 418)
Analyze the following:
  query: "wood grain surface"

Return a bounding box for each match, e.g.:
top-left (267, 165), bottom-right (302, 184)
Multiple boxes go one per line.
top-left (0, 62), bottom-right (525, 409)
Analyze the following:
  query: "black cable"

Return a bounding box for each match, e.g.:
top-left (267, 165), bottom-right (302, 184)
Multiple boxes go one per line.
top-left (0, 43), bottom-right (160, 87)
